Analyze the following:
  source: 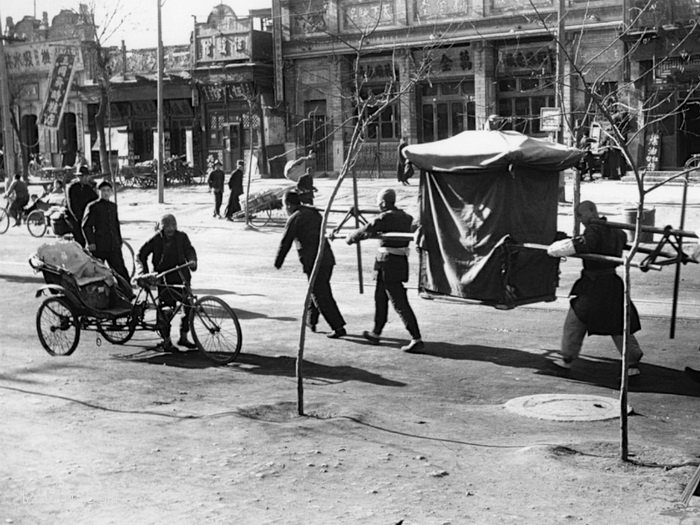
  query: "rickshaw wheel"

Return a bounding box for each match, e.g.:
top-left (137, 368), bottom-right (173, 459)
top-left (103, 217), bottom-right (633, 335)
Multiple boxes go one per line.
top-left (36, 297), bottom-right (80, 356)
top-left (96, 316), bottom-right (136, 345)
top-left (26, 210), bottom-right (48, 237)
top-left (0, 209), bottom-right (9, 234)
top-left (189, 296), bottom-right (242, 365)
top-left (250, 208), bottom-right (272, 227)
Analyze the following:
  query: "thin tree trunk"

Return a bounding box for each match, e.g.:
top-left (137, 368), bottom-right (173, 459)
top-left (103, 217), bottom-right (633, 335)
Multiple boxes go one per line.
top-left (297, 129), bottom-right (364, 415)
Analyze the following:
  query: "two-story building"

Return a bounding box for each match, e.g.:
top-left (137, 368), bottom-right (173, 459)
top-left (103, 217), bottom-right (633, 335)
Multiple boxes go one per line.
top-left (191, 5), bottom-right (279, 174)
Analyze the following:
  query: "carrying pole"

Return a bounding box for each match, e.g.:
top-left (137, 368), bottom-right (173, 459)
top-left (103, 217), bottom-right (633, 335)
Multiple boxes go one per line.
top-left (352, 168), bottom-right (364, 294)
top-left (670, 172), bottom-right (690, 338)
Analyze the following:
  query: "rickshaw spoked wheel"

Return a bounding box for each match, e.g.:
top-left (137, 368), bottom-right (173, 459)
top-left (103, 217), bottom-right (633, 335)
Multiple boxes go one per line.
top-left (36, 297), bottom-right (80, 356)
top-left (96, 315), bottom-right (136, 345)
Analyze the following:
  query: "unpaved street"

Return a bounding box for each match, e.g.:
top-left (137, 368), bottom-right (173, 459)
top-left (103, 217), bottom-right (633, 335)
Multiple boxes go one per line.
top-left (1, 178), bottom-right (699, 524)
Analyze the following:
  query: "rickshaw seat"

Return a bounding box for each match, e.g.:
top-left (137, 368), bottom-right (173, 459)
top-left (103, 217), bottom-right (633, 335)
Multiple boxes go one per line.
top-left (36, 241), bottom-right (116, 287)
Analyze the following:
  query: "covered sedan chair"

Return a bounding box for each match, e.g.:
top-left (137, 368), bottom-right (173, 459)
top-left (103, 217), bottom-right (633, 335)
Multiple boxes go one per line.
top-left (402, 130), bottom-right (583, 309)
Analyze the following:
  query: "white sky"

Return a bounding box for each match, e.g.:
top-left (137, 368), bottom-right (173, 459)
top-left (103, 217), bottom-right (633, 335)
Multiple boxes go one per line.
top-left (0, 0), bottom-right (271, 49)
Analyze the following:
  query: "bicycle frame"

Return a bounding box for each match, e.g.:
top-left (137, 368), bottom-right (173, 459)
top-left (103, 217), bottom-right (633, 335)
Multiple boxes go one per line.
top-left (131, 261), bottom-right (196, 333)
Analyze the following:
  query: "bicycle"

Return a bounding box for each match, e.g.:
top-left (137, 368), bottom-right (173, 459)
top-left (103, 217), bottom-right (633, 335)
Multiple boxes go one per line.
top-left (0, 195), bottom-right (50, 237)
top-left (31, 247), bottom-right (242, 365)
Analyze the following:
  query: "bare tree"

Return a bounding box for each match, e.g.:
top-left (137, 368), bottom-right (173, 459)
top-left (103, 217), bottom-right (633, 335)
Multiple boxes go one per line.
top-left (289, 12), bottom-right (452, 415)
top-left (79, 1), bottom-right (129, 184)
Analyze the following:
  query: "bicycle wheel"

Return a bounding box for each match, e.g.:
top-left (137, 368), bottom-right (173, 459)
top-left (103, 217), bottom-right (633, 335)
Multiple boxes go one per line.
top-left (26, 210), bottom-right (48, 237)
top-left (96, 315), bottom-right (136, 344)
top-left (189, 295), bottom-right (242, 365)
top-left (36, 297), bottom-right (80, 356)
top-left (0, 209), bottom-right (9, 234)
top-left (121, 240), bottom-right (136, 279)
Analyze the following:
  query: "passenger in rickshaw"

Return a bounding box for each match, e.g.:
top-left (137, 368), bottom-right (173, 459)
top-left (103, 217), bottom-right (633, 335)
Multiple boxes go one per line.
top-left (137, 214), bottom-right (198, 353)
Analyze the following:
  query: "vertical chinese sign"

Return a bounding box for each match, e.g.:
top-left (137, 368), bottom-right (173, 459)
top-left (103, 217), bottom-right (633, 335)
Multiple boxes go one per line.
top-left (39, 52), bottom-right (76, 129)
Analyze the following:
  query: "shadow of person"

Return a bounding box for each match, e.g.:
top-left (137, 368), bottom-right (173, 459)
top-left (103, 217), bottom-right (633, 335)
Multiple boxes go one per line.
top-left (234, 353), bottom-right (406, 387)
top-left (414, 342), bottom-right (700, 398)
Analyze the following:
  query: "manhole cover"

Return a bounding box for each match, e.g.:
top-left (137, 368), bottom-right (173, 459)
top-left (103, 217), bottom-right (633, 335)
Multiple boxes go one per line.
top-left (504, 394), bottom-right (631, 421)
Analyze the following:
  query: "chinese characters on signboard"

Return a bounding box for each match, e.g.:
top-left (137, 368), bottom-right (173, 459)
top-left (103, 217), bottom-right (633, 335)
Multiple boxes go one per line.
top-left (39, 52), bottom-right (76, 129)
top-left (645, 132), bottom-right (660, 171)
top-left (4, 41), bottom-right (82, 75)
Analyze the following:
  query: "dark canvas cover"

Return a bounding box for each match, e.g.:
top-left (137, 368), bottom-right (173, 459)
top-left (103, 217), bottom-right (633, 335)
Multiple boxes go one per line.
top-left (404, 131), bottom-right (583, 308)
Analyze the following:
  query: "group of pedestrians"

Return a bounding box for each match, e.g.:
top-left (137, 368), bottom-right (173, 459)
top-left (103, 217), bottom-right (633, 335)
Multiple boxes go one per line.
top-left (274, 186), bottom-right (424, 353)
top-left (207, 159), bottom-right (244, 221)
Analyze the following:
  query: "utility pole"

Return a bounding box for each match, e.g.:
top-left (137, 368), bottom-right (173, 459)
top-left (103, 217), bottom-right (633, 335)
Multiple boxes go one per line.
top-left (156, 0), bottom-right (164, 203)
top-left (0, 13), bottom-right (17, 188)
top-left (555, 0), bottom-right (566, 145)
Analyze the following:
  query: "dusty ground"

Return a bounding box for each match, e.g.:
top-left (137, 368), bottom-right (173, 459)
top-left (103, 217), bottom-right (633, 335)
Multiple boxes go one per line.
top-left (1, 176), bottom-right (699, 524)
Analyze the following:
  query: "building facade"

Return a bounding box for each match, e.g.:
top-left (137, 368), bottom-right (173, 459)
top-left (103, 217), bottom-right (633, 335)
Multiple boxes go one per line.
top-left (191, 5), bottom-right (278, 174)
top-left (274, 0), bottom-right (700, 174)
top-left (2, 8), bottom-right (94, 174)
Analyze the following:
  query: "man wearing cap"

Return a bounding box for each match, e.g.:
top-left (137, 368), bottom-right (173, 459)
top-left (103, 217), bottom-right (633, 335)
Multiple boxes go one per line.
top-left (207, 160), bottom-right (225, 218)
top-left (547, 200), bottom-right (644, 376)
top-left (274, 189), bottom-right (346, 338)
top-left (225, 160), bottom-right (245, 221)
top-left (66, 166), bottom-right (97, 245)
top-left (137, 214), bottom-right (198, 353)
top-left (82, 180), bottom-right (129, 280)
top-left (346, 188), bottom-right (424, 353)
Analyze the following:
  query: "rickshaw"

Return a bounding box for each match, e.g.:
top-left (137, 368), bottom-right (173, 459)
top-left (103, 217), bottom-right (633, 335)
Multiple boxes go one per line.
top-left (29, 241), bottom-right (242, 364)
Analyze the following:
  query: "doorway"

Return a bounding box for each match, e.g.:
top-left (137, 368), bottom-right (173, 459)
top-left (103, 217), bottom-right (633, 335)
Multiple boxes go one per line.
top-left (679, 100), bottom-right (700, 165)
top-left (303, 100), bottom-right (330, 173)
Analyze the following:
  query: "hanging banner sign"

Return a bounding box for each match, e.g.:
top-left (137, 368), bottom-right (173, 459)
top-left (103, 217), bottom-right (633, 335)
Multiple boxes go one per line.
top-left (39, 52), bottom-right (76, 129)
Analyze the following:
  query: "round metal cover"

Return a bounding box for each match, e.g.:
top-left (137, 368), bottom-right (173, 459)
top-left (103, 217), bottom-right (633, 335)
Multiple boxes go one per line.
top-left (504, 393), bottom-right (631, 421)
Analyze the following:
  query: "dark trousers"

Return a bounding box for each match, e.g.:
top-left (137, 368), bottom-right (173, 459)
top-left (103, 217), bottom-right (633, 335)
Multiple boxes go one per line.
top-left (157, 285), bottom-right (191, 339)
top-left (225, 192), bottom-right (241, 218)
top-left (94, 249), bottom-right (129, 281)
top-left (305, 264), bottom-right (345, 331)
top-left (213, 190), bottom-right (223, 216)
top-left (9, 196), bottom-right (28, 223)
top-left (68, 216), bottom-right (86, 246)
top-left (373, 270), bottom-right (421, 340)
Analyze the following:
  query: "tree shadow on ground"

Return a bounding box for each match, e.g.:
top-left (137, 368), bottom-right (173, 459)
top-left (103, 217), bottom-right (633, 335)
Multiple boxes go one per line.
top-left (233, 353), bottom-right (406, 387)
top-left (414, 342), bottom-right (700, 398)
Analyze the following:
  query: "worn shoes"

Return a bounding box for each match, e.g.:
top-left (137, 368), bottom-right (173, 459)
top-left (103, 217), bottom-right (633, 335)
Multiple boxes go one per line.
top-left (327, 328), bottom-right (347, 339)
top-left (177, 336), bottom-right (198, 349)
top-left (401, 339), bottom-right (425, 353)
top-left (362, 331), bottom-right (381, 345)
top-left (155, 340), bottom-right (179, 353)
top-left (551, 357), bottom-right (573, 370)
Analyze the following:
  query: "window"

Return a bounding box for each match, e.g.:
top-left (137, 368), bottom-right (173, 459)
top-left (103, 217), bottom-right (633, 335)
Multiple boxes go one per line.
top-left (497, 76), bottom-right (554, 135)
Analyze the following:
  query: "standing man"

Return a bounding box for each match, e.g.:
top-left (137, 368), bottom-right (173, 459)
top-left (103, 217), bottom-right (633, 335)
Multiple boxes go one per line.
top-left (66, 166), bottom-right (97, 246)
top-left (137, 214), bottom-right (198, 353)
top-left (274, 189), bottom-right (346, 338)
top-left (207, 160), bottom-right (225, 218)
top-left (82, 180), bottom-right (129, 280)
top-left (4, 173), bottom-right (29, 227)
top-left (225, 160), bottom-right (244, 221)
top-left (547, 200), bottom-right (644, 376)
top-left (346, 188), bottom-right (423, 353)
